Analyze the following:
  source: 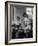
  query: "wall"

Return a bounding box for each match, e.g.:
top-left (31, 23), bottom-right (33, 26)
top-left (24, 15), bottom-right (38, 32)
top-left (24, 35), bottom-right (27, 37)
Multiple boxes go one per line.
top-left (37, 3), bottom-right (38, 43)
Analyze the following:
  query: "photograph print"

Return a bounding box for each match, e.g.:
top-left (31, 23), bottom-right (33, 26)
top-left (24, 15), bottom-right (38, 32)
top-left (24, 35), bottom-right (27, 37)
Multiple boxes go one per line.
top-left (11, 6), bottom-right (33, 39)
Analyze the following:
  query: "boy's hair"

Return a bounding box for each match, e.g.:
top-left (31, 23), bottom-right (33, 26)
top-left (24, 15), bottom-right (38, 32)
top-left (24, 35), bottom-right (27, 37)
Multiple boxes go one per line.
top-left (17, 16), bottom-right (20, 21)
top-left (23, 13), bottom-right (28, 18)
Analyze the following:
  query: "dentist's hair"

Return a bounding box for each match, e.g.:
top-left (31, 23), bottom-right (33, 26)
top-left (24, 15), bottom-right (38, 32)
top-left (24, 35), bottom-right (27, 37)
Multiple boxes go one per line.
top-left (23, 13), bottom-right (28, 18)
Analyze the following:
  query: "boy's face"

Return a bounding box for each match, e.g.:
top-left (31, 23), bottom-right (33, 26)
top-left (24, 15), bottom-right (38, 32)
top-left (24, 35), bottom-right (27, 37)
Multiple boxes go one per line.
top-left (24, 17), bottom-right (30, 25)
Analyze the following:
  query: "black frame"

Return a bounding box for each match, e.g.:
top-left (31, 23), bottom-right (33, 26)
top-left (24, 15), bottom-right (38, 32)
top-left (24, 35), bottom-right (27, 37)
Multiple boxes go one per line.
top-left (5, 1), bottom-right (37, 45)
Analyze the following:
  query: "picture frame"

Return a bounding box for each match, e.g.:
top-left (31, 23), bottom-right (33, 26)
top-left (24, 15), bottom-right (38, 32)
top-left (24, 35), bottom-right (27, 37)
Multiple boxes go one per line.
top-left (5, 1), bottom-right (37, 45)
